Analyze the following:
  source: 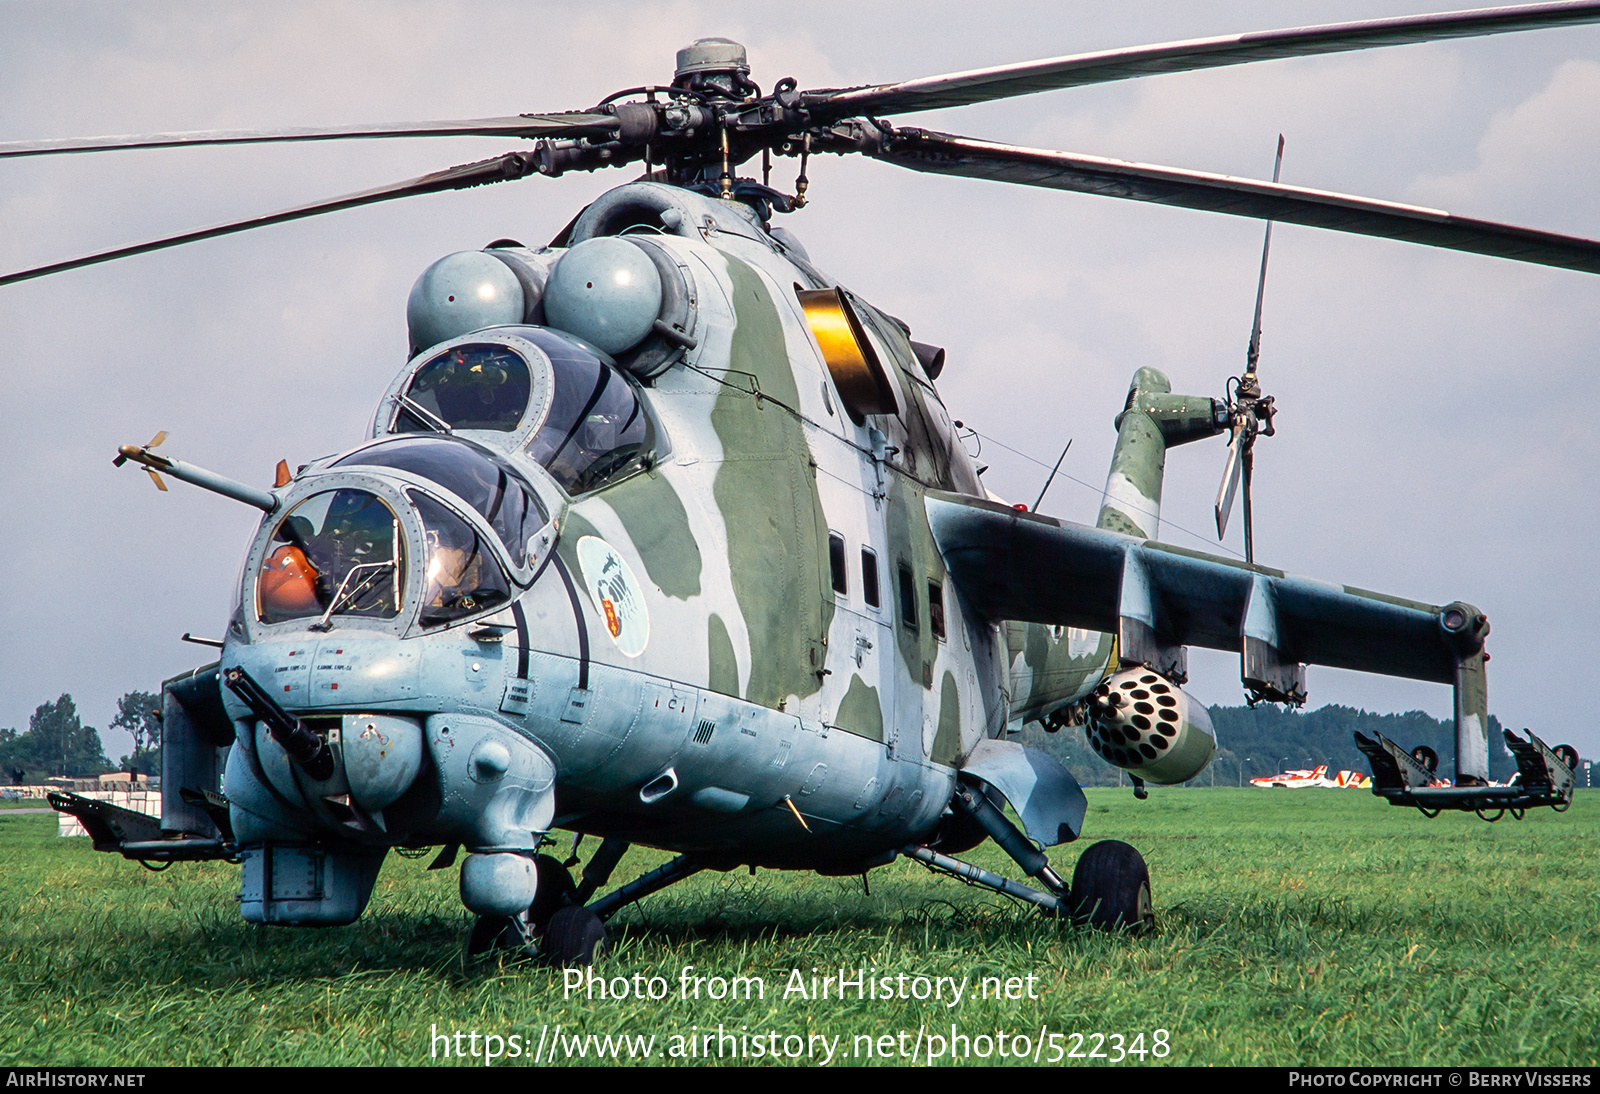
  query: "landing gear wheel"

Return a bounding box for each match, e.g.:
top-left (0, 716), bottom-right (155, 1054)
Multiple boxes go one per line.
top-left (1070, 840), bottom-right (1154, 934)
top-left (1553, 744), bottom-right (1580, 773)
top-left (540, 904), bottom-right (607, 967)
top-left (1411, 745), bottom-right (1439, 774)
top-left (528, 854), bottom-right (578, 934)
top-left (467, 913), bottom-right (531, 958)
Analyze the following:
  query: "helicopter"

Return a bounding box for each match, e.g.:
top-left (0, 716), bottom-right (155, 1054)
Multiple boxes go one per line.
top-left (6, 3), bottom-right (1596, 964)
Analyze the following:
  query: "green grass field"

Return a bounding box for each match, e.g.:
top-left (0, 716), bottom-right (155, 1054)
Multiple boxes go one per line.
top-left (2, 789), bottom-right (1595, 1067)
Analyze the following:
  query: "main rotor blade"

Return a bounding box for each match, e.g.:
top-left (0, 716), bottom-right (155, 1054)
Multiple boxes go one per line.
top-left (869, 129), bottom-right (1600, 275)
top-left (0, 114), bottom-right (617, 160)
top-left (805, 1), bottom-right (1600, 118)
top-left (1246, 135), bottom-right (1287, 372)
top-left (0, 152), bottom-right (539, 287)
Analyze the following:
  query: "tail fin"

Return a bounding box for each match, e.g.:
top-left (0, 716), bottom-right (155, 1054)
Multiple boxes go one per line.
top-left (1097, 368), bottom-right (1230, 540)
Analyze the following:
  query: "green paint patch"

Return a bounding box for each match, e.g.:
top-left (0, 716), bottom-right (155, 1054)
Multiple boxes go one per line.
top-left (563, 475), bottom-right (702, 602)
top-left (932, 669), bottom-right (962, 765)
top-left (707, 613), bottom-right (739, 698)
top-left (597, 470), bottom-right (702, 600)
top-left (710, 257), bottom-right (833, 709)
top-left (883, 480), bottom-right (939, 683)
top-left (1013, 624), bottom-right (1113, 722)
top-left (832, 673), bottom-right (884, 743)
top-left (554, 507), bottom-right (602, 581)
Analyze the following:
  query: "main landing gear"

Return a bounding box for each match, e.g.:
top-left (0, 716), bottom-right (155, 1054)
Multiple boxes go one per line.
top-left (908, 779), bottom-right (1155, 934)
top-left (468, 785), bottom-right (1156, 967)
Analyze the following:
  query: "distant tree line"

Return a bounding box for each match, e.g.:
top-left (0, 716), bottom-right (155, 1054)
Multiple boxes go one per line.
top-left (1020, 703), bottom-right (1549, 789)
top-left (2, 690), bottom-right (161, 784)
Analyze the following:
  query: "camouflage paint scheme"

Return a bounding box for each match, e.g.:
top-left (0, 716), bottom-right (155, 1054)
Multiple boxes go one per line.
top-left (218, 181), bottom-right (1114, 895)
top-left (198, 180), bottom-right (1490, 927)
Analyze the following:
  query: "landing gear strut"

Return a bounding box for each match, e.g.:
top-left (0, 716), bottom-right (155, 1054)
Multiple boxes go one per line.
top-left (466, 853), bottom-right (579, 958)
top-left (466, 836), bottom-right (714, 967)
top-left (903, 781), bottom-right (1154, 933)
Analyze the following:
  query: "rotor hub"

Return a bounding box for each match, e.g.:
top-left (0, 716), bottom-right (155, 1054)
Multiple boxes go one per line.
top-left (673, 37), bottom-right (754, 99)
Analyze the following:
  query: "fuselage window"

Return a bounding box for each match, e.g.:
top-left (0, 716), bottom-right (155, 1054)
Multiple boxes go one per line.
top-left (394, 344), bottom-right (530, 433)
top-left (928, 580), bottom-right (946, 641)
top-left (861, 548), bottom-right (880, 609)
top-left (336, 436), bottom-right (545, 568)
top-left (898, 561), bottom-right (918, 632)
top-left (258, 490), bottom-right (404, 624)
top-left (522, 331), bottom-right (658, 495)
top-left (828, 533), bottom-right (848, 596)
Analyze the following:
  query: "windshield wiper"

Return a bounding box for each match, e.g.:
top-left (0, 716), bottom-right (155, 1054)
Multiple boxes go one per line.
top-left (397, 395), bottom-right (453, 435)
top-left (308, 560), bottom-right (396, 631)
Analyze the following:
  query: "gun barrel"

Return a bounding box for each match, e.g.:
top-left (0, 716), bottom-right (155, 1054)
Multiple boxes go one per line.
top-left (222, 666), bottom-right (334, 781)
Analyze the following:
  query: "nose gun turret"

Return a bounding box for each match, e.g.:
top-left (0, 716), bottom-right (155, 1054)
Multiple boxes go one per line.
top-left (222, 665), bottom-right (335, 781)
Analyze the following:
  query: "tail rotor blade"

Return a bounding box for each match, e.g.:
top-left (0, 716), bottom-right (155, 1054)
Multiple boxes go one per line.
top-left (1215, 426), bottom-right (1244, 539)
top-left (1246, 135), bottom-right (1286, 372)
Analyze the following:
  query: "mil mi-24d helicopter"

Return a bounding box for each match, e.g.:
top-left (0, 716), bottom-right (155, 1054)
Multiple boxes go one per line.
top-left (9, 3), bottom-right (1595, 965)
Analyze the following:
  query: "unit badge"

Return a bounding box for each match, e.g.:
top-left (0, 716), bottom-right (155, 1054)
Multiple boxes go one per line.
top-left (576, 535), bottom-right (650, 657)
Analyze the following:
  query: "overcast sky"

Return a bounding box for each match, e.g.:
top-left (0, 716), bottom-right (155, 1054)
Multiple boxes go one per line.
top-left (2, 1), bottom-right (1597, 764)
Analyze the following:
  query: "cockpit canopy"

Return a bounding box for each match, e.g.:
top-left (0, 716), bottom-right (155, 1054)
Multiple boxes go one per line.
top-left (333, 435), bottom-right (544, 568)
top-left (255, 435), bottom-right (550, 631)
top-left (395, 343), bottom-right (529, 433)
top-left (380, 325), bottom-right (662, 496)
top-left (256, 483), bottom-right (519, 632)
top-left (258, 488), bottom-right (406, 626)
top-left (408, 491), bottom-right (513, 628)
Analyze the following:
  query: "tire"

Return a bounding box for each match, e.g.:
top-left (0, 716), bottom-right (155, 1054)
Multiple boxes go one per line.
top-left (528, 854), bottom-right (578, 934)
top-left (540, 904), bottom-right (607, 967)
top-left (1070, 840), bottom-right (1154, 933)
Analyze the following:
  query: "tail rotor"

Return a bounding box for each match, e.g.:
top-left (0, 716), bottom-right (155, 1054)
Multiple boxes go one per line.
top-left (1215, 135), bottom-right (1285, 565)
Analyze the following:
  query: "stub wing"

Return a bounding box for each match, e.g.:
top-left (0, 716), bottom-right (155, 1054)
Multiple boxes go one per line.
top-left (925, 491), bottom-right (1500, 788)
top-left (927, 491), bottom-right (1474, 681)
